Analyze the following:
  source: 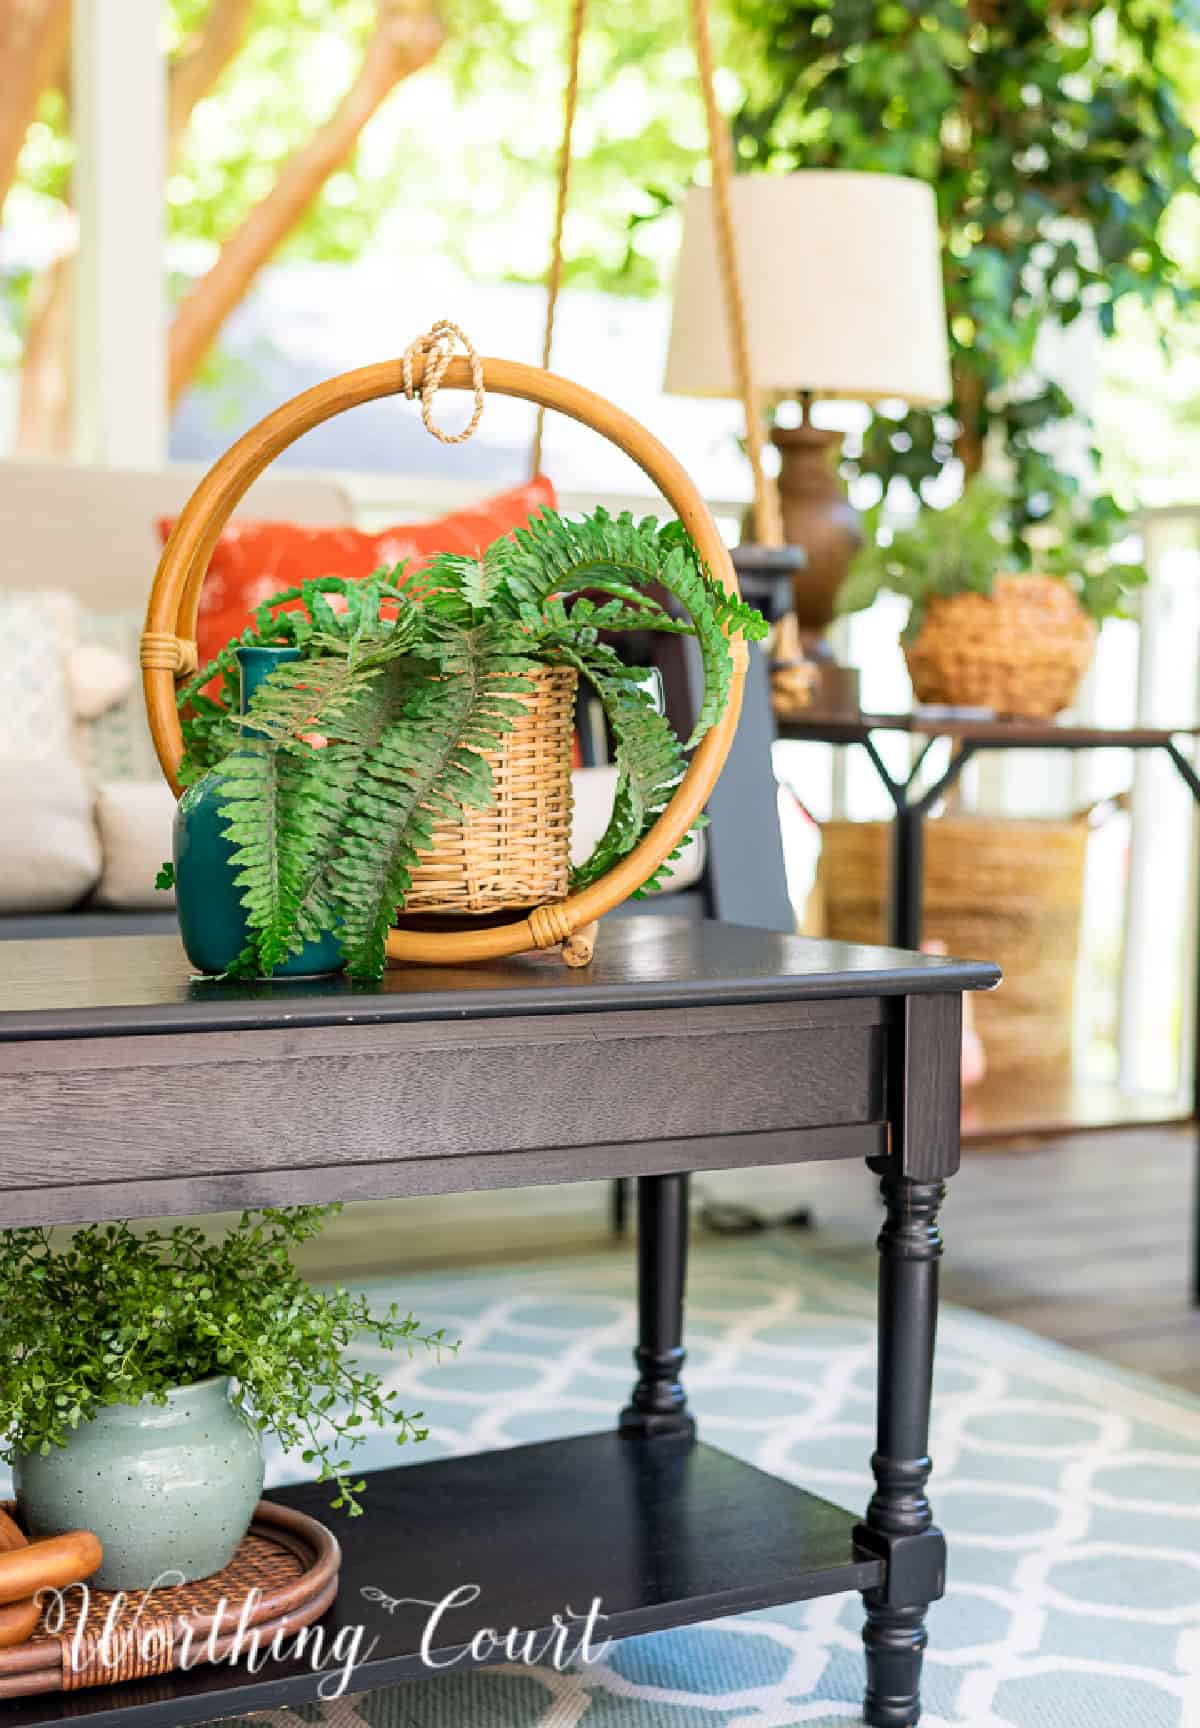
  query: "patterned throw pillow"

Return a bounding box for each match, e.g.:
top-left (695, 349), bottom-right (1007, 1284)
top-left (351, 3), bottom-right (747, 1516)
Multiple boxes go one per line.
top-left (0, 592), bottom-right (74, 760)
top-left (157, 475), bottom-right (558, 670)
top-left (78, 608), bottom-right (162, 782)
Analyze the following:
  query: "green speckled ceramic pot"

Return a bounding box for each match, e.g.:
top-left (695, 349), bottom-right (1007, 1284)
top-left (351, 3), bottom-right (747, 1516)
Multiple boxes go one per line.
top-left (13, 1376), bottom-right (264, 1590)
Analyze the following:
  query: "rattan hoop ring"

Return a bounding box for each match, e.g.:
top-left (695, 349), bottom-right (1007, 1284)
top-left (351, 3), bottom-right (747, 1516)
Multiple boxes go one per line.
top-left (144, 353), bottom-right (747, 965)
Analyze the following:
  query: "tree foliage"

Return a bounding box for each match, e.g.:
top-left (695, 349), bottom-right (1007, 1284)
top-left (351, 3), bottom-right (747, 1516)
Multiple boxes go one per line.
top-left (732, 0), bottom-right (1198, 536)
top-left (1, 0), bottom-right (716, 439)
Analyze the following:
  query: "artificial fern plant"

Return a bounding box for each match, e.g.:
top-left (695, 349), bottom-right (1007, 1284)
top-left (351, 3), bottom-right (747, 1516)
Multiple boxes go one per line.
top-left (175, 508), bottom-right (766, 982)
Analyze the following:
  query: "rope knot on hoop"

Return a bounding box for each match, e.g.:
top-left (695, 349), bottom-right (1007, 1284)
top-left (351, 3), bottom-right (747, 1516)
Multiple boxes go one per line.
top-left (401, 320), bottom-right (485, 445)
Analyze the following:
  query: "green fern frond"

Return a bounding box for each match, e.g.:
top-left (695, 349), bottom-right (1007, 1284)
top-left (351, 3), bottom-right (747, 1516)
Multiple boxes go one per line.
top-left (329, 628), bottom-right (537, 979)
top-left (520, 593), bottom-right (691, 652)
top-left (419, 544), bottom-right (511, 617)
top-left (631, 817), bottom-right (708, 898)
top-left (221, 740), bottom-right (363, 977)
top-left (177, 571), bottom-right (419, 783)
top-left (485, 508), bottom-right (765, 744)
top-left (550, 642), bottom-right (688, 891)
top-left (240, 655), bottom-right (388, 745)
top-left (218, 655), bottom-right (430, 976)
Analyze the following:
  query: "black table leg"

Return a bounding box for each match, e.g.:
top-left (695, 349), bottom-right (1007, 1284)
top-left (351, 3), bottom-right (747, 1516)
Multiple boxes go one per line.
top-left (619, 1172), bottom-right (696, 1440)
top-left (856, 1175), bottom-right (947, 1725)
top-left (891, 806), bottom-right (925, 951)
top-left (1164, 743), bottom-right (1200, 1304)
top-left (610, 1175), bottom-right (631, 1237)
top-left (862, 734), bottom-right (976, 954)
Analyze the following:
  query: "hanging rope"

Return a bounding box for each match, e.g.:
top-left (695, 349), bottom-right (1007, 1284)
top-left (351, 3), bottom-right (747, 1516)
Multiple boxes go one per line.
top-left (402, 319), bottom-right (485, 445)
top-left (530, 0), bottom-right (587, 476)
top-left (689, 0), bottom-right (783, 547)
top-left (532, 0), bottom-right (782, 544)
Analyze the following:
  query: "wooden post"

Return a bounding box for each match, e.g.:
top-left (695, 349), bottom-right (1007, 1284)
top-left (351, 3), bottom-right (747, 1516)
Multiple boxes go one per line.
top-left (71, 0), bottom-right (167, 465)
top-left (619, 1174), bottom-right (696, 1440)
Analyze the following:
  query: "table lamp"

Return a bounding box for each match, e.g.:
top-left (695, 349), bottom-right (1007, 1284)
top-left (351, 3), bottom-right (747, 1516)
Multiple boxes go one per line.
top-left (665, 170), bottom-right (951, 636)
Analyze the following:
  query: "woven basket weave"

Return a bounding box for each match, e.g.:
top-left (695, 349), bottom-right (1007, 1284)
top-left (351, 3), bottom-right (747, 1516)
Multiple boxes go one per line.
top-left (404, 665), bottom-right (577, 917)
top-left (0, 1500), bottom-right (338, 1698)
top-left (904, 574), bottom-right (1096, 720)
top-left (818, 816), bottom-right (1087, 1079)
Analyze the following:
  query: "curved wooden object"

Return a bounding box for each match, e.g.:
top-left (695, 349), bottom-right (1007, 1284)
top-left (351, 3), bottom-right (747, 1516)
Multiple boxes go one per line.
top-left (145, 355), bottom-right (746, 964)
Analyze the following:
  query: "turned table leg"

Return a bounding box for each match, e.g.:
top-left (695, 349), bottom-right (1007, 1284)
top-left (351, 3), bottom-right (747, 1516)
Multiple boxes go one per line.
top-left (855, 1175), bottom-right (947, 1726)
top-left (619, 1173), bottom-right (696, 1440)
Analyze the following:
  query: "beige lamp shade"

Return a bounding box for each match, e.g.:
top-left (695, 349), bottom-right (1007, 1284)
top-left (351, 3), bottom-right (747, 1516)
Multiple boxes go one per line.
top-left (664, 171), bottom-right (952, 408)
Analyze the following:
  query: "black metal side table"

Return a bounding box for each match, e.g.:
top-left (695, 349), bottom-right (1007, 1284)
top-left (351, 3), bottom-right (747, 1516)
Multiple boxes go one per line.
top-left (778, 710), bottom-right (1200, 1294)
top-left (0, 921), bottom-right (996, 1727)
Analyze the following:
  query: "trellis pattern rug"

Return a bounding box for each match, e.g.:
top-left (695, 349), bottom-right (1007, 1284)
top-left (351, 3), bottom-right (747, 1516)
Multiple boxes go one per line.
top-left (231, 1237), bottom-right (1200, 1728)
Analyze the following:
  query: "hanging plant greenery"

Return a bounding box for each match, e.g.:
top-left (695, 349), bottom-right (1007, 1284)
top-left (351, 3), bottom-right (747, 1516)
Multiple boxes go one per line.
top-left (174, 508), bottom-right (767, 982)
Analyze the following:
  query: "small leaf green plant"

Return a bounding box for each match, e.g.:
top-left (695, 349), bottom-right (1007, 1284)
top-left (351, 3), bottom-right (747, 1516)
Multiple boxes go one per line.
top-left (0, 1207), bottom-right (454, 1515)
top-left (836, 480), bottom-right (1146, 643)
top-left (174, 508), bottom-right (767, 981)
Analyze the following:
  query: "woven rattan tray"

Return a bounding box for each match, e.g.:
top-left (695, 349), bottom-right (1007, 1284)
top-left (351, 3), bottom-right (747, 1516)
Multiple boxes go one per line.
top-left (0, 1499), bottom-right (340, 1698)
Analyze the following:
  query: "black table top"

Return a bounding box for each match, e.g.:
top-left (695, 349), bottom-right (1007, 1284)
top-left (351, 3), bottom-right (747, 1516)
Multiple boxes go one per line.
top-left (0, 920), bottom-right (998, 1042)
top-left (777, 710), bottom-right (1200, 748)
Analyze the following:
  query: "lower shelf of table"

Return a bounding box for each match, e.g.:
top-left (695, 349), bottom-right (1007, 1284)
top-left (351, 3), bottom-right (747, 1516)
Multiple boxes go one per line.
top-left (3, 1432), bottom-right (883, 1727)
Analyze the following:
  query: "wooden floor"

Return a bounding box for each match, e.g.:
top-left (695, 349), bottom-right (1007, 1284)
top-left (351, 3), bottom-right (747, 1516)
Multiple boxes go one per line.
top-left (800, 1125), bottom-right (1200, 1398)
top-left (272, 1121), bottom-right (1200, 1399)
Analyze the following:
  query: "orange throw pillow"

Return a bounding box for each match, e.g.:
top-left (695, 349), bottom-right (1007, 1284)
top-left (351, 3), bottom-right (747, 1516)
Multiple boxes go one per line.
top-left (159, 475), bottom-right (557, 671)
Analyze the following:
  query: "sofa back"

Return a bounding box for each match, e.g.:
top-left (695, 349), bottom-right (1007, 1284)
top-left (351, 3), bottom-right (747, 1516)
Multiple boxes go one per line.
top-left (0, 458), bottom-right (353, 608)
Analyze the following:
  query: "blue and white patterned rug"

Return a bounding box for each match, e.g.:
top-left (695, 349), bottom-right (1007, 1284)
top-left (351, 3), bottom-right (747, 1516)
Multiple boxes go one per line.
top-left (237, 1237), bottom-right (1200, 1728)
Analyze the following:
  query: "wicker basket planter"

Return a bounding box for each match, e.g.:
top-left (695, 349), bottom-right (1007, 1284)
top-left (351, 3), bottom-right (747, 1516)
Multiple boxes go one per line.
top-left (405, 666), bottom-right (577, 916)
top-left (903, 574), bottom-right (1096, 720)
top-left (817, 815), bottom-right (1087, 1080)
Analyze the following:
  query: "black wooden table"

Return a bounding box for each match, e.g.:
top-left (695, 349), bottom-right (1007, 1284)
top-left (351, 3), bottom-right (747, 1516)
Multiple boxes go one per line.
top-left (780, 710), bottom-right (1200, 1293)
top-left (0, 921), bottom-right (997, 1728)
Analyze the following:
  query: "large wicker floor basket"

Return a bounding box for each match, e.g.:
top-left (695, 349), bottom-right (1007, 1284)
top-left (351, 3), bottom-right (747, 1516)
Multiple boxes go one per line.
top-left (904, 575), bottom-right (1096, 720)
top-left (818, 816), bottom-right (1088, 1079)
top-left (404, 666), bottom-right (577, 916)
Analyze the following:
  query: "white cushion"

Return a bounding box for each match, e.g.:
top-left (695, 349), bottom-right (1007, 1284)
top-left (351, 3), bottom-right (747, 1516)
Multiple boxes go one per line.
top-left (92, 781), bottom-right (176, 909)
top-left (0, 757), bottom-right (101, 912)
top-left (78, 608), bottom-right (162, 781)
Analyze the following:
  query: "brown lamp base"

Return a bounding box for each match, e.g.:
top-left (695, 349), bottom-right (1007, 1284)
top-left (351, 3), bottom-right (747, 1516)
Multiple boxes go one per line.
top-left (771, 422), bottom-right (862, 631)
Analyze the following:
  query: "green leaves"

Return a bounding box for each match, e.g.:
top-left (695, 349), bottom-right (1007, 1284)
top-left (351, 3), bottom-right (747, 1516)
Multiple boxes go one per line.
top-left (460, 507), bottom-right (766, 745)
top-left (0, 1210), bottom-right (457, 1515)
top-left (732, 0), bottom-right (1195, 544)
top-left (175, 515), bottom-right (765, 982)
top-left (837, 477), bottom-right (1146, 633)
top-left (329, 628), bottom-right (535, 979)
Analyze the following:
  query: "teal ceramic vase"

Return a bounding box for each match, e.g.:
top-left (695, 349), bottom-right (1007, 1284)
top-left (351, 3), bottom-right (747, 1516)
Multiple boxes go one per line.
top-left (174, 645), bottom-right (343, 977)
top-left (14, 1376), bottom-right (265, 1590)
